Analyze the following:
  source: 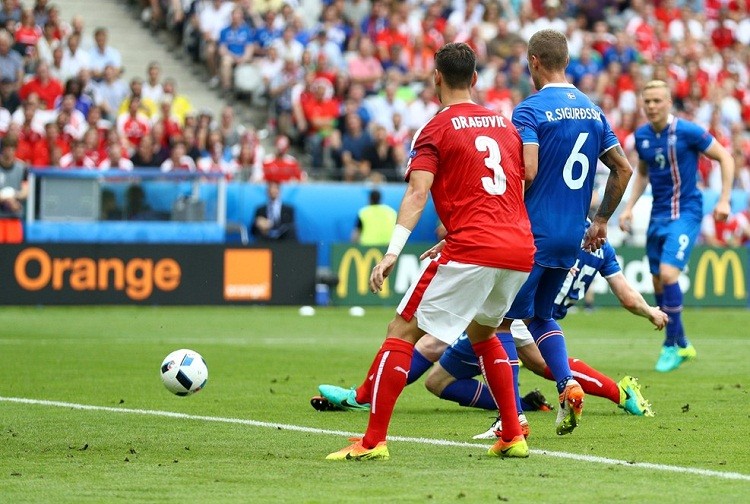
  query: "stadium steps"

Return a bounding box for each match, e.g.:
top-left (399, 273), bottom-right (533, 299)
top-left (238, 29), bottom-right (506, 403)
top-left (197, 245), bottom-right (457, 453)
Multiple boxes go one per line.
top-left (56, 0), bottom-right (268, 130)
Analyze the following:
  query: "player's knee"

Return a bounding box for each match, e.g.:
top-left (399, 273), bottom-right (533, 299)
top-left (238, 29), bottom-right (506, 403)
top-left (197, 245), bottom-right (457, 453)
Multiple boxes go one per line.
top-left (519, 348), bottom-right (546, 375)
top-left (423, 375), bottom-right (442, 396)
top-left (659, 266), bottom-right (681, 285)
top-left (386, 316), bottom-right (420, 344)
top-left (424, 367), bottom-right (450, 396)
top-left (414, 335), bottom-right (447, 362)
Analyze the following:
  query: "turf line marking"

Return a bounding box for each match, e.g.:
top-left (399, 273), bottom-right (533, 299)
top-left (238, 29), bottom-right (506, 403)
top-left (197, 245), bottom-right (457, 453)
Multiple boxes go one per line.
top-left (3, 396), bottom-right (748, 482)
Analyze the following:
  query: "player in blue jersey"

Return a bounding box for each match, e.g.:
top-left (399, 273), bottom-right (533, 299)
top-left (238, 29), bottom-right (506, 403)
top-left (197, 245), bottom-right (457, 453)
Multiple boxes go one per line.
top-left (419, 236), bottom-right (667, 438)
top-left (618, 80), bottom-right (734, 373)
top-left (313, 237), bottom-right (668, 440)
top-left (503, 29), bottom-right (633, 435)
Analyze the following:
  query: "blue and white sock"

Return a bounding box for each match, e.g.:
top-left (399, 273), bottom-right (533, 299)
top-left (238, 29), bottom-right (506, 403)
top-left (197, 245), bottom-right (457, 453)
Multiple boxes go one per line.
top-left (528, 317), bottom-right (573, 393)
top-left (440, 379), bottom-right (496, 409)
top-left (662, 282), bottom-right (687, 348)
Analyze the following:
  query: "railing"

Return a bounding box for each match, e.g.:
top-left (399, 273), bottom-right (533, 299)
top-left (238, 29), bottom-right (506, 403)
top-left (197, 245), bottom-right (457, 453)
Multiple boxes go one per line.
top-left (27, 169), bottom-right (227, 227)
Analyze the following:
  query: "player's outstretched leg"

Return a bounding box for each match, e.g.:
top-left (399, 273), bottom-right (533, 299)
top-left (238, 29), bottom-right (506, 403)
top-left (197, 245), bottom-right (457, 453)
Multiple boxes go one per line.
top-left (543, 358), bottom-right (654, 416)
top-left (617, 376), bottom-right (654, 417)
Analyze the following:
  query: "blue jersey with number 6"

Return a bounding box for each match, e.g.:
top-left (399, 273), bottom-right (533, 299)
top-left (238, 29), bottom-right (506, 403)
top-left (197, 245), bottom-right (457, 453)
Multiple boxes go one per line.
top-left (512, 83), bottom-right (619, 268)
top-left (551, 240), bottom-right (621, 320)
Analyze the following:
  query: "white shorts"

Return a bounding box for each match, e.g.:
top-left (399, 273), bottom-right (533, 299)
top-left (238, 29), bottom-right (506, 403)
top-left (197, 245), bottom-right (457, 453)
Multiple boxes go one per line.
top-left (397, 255), bottom-right (529, 345)
top-left (510, 319), bottom-right (535, 347)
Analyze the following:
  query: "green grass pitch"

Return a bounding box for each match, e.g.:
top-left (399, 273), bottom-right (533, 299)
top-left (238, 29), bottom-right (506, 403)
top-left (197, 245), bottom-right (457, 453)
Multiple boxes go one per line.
top-left (1, 306), bottom-right (749, 502)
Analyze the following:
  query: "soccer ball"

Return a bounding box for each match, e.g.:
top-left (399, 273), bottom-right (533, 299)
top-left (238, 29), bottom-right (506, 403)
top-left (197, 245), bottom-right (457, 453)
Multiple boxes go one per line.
top-left (160, 349), bottom-right (208, 396)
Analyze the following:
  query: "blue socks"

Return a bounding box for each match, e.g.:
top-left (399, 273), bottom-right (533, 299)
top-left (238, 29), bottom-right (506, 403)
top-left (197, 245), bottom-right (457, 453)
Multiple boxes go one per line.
top-left (528, 317), bottom-right (572, 393)
top-left (407, 349), bottom-right (433, 385)
top-left (440, 379), bottom-right (496, 409)
top-left (497, 331), bottom-right (522, 414)
top-left (662, 282), bottom-right (687, 348)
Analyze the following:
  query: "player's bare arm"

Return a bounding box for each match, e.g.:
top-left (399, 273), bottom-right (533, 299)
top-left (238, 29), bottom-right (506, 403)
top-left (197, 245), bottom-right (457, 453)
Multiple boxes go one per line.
top-left (583, 145), bottom-right (632, 251)
top-left (618, 159), bottom-right (650, 232)
top-left (703, 139), bottom-right (735, 222)
top-left (607, 273), bottom-right (668, 330)
top-left (522, 144), bottom-right (539, 190)
top-left (596, 145), bottom-right (632, 221)
top-left (370, 170), bottom-right (434, 293)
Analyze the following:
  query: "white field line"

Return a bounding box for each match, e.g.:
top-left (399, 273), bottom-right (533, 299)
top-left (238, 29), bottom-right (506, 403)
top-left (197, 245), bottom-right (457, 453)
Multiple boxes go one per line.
top-left (2, 396), bottom-right (749, 482)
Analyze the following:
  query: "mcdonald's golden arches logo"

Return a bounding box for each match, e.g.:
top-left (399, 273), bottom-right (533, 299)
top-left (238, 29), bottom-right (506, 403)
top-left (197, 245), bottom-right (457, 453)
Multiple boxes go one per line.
top-left (336, 247), bottom-right (390, 298)
top-left (693, 249), bottom-right (746, 300)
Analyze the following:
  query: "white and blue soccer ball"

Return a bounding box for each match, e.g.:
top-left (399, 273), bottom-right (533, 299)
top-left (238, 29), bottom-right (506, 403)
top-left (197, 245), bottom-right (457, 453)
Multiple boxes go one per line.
top-left (160, 349), bottom-right (208, 396)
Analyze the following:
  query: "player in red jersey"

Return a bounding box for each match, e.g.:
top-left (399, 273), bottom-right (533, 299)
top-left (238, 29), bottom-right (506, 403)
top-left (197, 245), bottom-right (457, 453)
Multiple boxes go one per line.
top-left (326, 43), bottom-right (536, 461)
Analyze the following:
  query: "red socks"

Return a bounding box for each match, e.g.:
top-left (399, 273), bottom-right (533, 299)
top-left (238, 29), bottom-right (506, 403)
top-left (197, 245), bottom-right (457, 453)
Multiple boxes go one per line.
top-left (472, 337), bottom-right (522, 441)
top-left (361, 337), bottom-right (414, 448)
top-left (543, 358), bottom-right (620, 405)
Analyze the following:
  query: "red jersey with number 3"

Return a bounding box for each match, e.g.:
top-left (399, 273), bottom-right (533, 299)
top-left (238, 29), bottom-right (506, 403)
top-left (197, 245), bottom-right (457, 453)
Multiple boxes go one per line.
top-left (405, 102), bottom-right (535, 272)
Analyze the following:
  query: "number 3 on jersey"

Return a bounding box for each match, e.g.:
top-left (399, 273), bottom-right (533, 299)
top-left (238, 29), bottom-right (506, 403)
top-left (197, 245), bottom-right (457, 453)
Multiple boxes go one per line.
top-left (475, 135), bottom-right (507, 195)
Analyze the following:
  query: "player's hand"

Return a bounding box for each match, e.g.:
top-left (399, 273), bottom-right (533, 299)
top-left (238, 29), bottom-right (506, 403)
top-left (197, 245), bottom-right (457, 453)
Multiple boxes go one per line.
top-left (713, 200), bottom-right (731, 222)
top-left (649, 307), bottom-right (669, 330)
top-left (370, 253), bottom-right (398, 293)
top-left (419, 240), bottom-right (445, 260)
top-left (618, 209), bottom-right (632, 232)
top-left (582, 219), bottom-right (607, 252)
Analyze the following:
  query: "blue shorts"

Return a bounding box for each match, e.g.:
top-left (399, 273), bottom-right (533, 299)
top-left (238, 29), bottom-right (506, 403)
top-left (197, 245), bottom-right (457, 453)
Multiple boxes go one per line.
top-left (438, 333), bottom-right (480, 380)
top-left (646, 213), bottom-right (701, 275)
top-left (505, 263), bottom-right (569, 320)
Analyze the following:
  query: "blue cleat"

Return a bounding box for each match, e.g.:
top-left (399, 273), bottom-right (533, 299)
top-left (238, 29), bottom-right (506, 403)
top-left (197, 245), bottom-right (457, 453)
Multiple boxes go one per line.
top-left (655, 345), bottom-right (679, 372)
top-left (656, 343), bottom-right (697, 372)
top-left (318, 385), bottom-right (370, 411)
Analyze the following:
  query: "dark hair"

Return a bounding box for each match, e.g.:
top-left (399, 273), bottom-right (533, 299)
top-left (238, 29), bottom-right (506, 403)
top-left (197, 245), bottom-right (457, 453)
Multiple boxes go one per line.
top-left (369, 189), bottom-right (382, 205)
top-left (434, 42), bottom-right (476, 89)
top-left (528, 29), bottom-right (569, 72)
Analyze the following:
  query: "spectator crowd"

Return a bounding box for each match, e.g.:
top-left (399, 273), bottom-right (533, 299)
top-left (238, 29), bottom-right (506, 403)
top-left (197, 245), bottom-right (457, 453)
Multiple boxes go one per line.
top-left (0, 0), bottom-right (749, 240)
